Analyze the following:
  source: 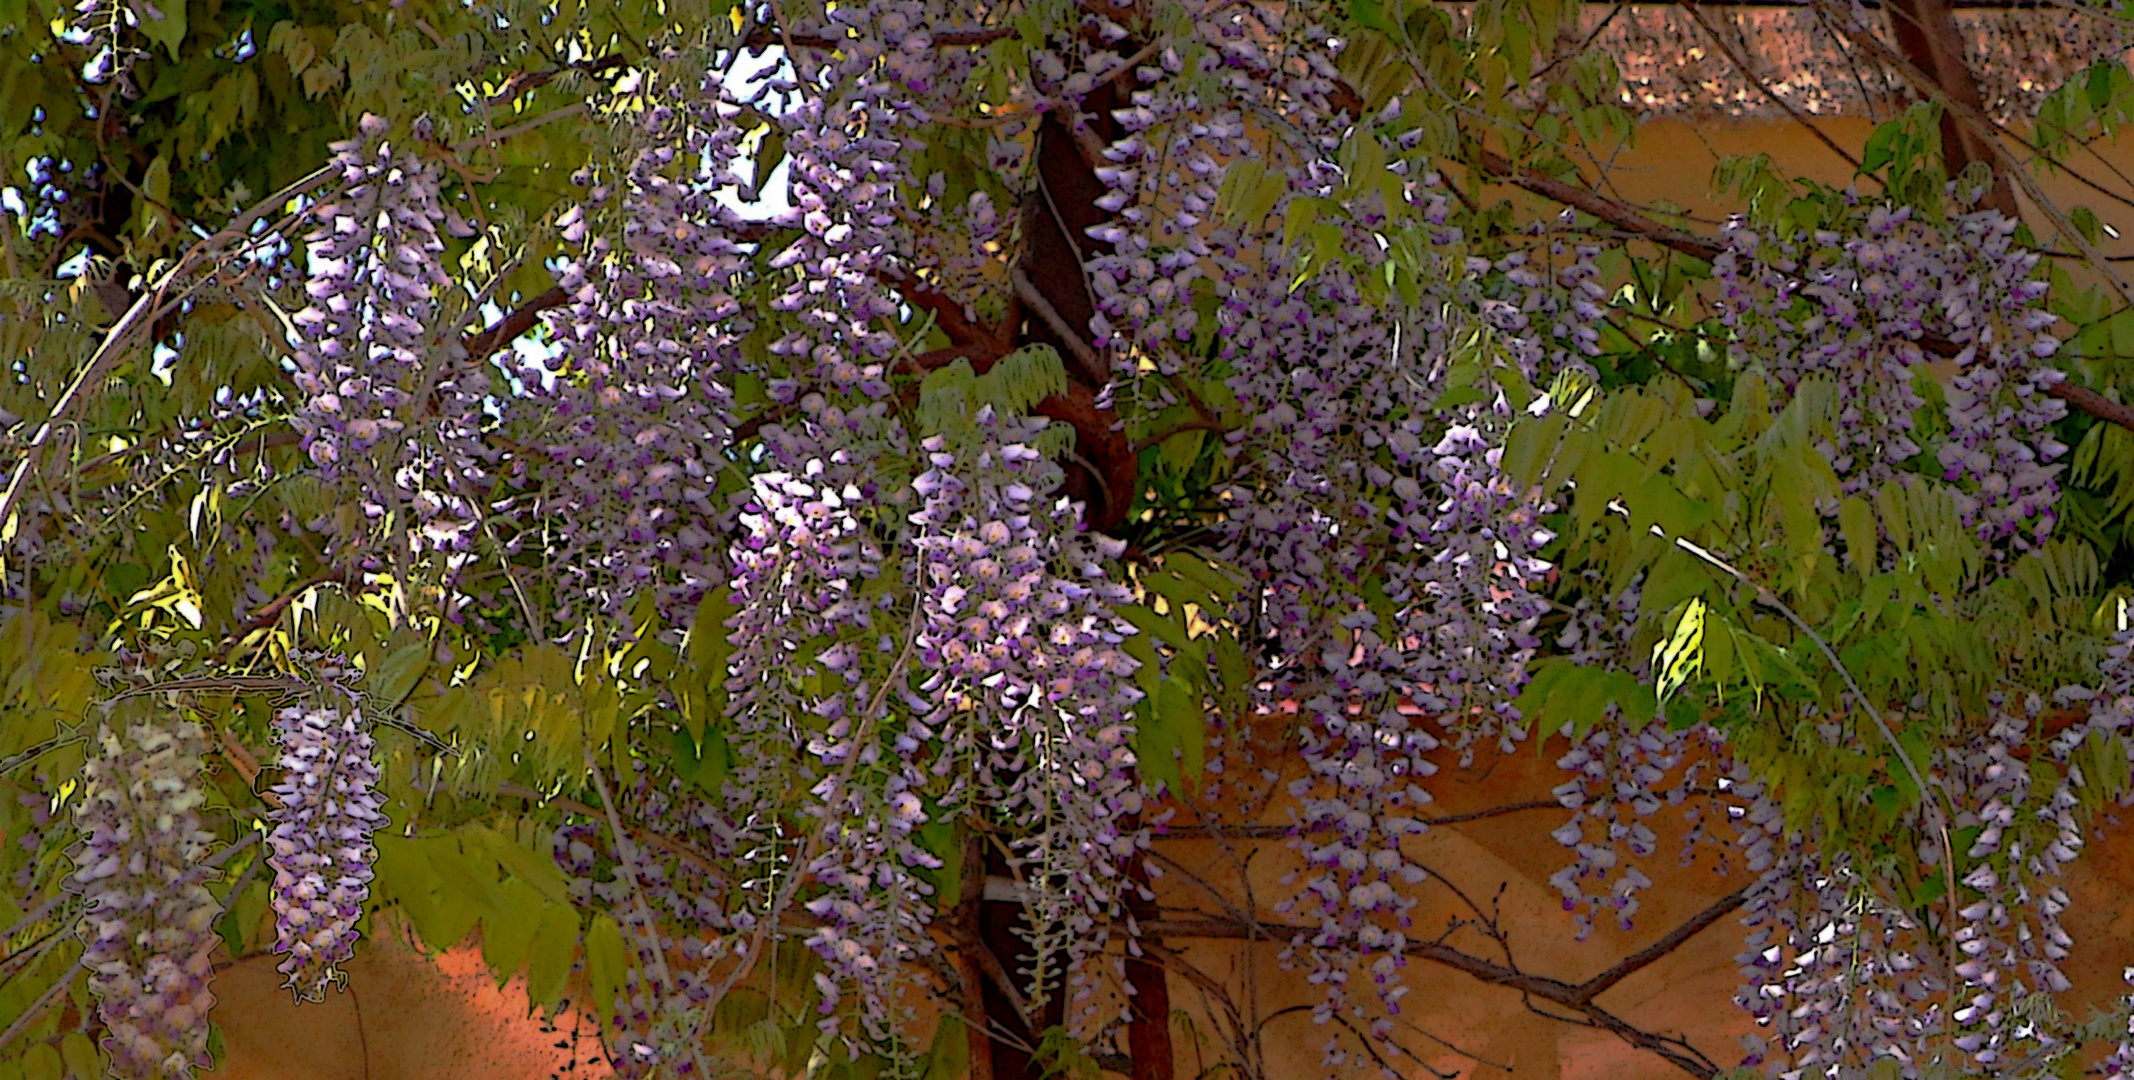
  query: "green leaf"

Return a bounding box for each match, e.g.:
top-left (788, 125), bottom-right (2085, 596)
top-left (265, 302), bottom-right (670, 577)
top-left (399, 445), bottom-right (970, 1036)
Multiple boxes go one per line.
top-left (1501, 413), bottom-right (1567, 488)
top-left (372, 833), bottom-right (442, 914)
top-left (586, 913), bottom-right (629, 1029)
top-left (59, 1032), bottom-right (99, 1080)
top-left (1350, 0), bottom-right (1392, 31)
top-left (469, 823), bottom-right (574, 908)
top-left (137, 0), bottom-right (186, 59)
top-left (480, 878), bottom-right (543, 984)
top-left (680, 587), bottom-right (738, 736)
top-left (923, 1016), bottom-right (971, 1080)
top-left (369, 643), bottom-right (431, 707)
top-left (19, 1043), bottom-right (59, 1080)
top-left (525, 904), bottom-right (581, 1013)
top-left (1837, 496), bottom-right (1877, 576)
top-left (1157, 676), bottom-right (1205, 790)
top-left (2072, 205), bottom-right (2105, 247)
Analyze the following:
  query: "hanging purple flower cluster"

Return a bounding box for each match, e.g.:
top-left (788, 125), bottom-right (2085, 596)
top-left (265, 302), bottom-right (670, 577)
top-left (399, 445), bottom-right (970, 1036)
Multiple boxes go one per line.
top-left (1081, 41), bottom-right (1209, 360)
top-left (67, 713), bottom-right (222, 1080)
top-left (264, 700), bottom-right (387, 1001)
top-left (721, 407), bottom-right (908, 1022)
top-left (908, 409), bottom-right (1147, 1028)
top-left (525, 83), bottom-right (760, 638)
top-left (1712, 199), bottom-right (2066, 542)
top-left (289, 113), bottom-right (488, 560)
top-left (1547, 722), bottom-right (1682, 939)
top-left (1541, 576), bottom-right (1732, 939)
top-left (1166, 13), bottom-right (1570, 1052)
top-left (1937, 696), bottom-right (2083, 1068)
top-left (1725, 766), bottom-right (1943, 1075)
top-left (1936, 210), bottom-right (2069, 546)
top-left (1713, 208), bottom-right (1935, 493)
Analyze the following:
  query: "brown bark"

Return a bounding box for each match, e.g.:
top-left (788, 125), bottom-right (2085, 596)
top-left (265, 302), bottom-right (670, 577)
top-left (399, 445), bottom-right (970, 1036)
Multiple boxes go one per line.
top-left (1121, 855), bottom-right (1175, 1080)
top-left (956, 833), bottom-right (1000, 1080)
top-left (1881, 0), bottom-right (2019, 218)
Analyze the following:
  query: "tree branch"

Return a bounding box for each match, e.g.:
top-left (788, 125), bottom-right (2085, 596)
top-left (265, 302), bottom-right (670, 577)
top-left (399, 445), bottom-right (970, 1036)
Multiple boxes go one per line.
top-left (1156, 798), bottom-right (1564, 840)
top-left (1471, 150), bottom-right (1722, 263)
top-left (883, 269), bottom-right (993, 348)
top-left (484, 55), bottom-right (628, 109)
top-left (465, 285), bottom-right (570, 364)
top-left (1567, 884), bottom-right (1751, 1005)
top-left (1145, 882), bottom-right (1749, 1080)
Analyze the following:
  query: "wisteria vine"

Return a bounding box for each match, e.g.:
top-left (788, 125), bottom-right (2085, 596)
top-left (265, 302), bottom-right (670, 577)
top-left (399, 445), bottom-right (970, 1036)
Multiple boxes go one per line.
top-left (30, 2), bottom-right (2134, 1079)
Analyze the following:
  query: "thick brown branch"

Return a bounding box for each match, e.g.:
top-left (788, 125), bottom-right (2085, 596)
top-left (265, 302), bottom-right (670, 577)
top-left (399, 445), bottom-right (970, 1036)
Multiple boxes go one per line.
top-left (465, 285), bottom-right (569, 363)
top-left (1879, 0), bottom-right (2018, 217)
top-left (2049, 381), bottom-right (2134, 431)
top-left (1157, 799), bottom-right (1563, 840)
top-left (1472, 151), bottom-right (1722, 264)
top-left (883, 270), bottom-right (993, 348)
top-left (1032, 379), bottom-right (1137, 532)
top-left (1010, 265), bottom-right (1103, 378)
top-left (1567, 884), bottom-right (1752, 1005)
top-left (1146, 886), bottom-right (1747, 1080)
top-left (1123, 853), bottom-right (1175, 1080)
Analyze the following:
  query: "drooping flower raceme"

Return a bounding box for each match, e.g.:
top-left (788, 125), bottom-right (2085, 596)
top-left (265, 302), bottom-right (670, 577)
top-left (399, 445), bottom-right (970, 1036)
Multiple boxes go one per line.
top-left (68, 712), bottom-right (223, 1080)
top-left (527, 84), bottom-right (758, 639)
top-left (265, 700), bottom-right (387, 1001)
top-left (908, 409), bottom-right (1147, 1029)
top-left (289, 113), bottom-right (489, 562)
top-left (1712, 198), bottom-right (2067, 544)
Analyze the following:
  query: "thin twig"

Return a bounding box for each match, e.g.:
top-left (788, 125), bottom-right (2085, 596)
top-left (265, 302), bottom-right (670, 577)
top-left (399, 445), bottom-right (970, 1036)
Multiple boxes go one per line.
top-left (1678, 0), bottom-right (1861, 171)
top-left (584, 747), bottom-right (710, 1080)
top-left (0, 732), bottom-right (83, 776)
top-left (0, 160), bottom-right (336, 577)
top-left (0, 896), bottom-right (65, 954)
top-left (1669, 534), bottom-right (1962, 981)
top-left (0, 957), bottom-right (82, 1054)
top-left (203, 829), bottom-right (262, 870)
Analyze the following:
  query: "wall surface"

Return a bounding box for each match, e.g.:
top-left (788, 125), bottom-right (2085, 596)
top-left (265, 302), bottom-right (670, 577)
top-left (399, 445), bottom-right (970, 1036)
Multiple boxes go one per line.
top-left (211, 915), bottom-right (611, 1080)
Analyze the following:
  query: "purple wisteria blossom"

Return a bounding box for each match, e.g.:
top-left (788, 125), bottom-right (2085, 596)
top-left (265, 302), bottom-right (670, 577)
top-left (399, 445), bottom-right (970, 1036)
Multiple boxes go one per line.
top-left (265, 701), bottom-right (387, 1001)
top-left (67, 714), bottom-right (222, 1080)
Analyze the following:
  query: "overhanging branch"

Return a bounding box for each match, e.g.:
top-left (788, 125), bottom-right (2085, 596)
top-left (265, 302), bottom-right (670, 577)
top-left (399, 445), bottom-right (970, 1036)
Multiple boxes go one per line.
top-left (1143, 884), bottom-right (1749, 1079)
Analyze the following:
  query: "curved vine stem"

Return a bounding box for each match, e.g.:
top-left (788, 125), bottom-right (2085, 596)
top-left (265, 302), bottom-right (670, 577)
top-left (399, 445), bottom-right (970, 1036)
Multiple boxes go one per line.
top-left (1669, 535), bottom-right (1963, 980)
top-left (584, 746), bottom-right (710, 1080)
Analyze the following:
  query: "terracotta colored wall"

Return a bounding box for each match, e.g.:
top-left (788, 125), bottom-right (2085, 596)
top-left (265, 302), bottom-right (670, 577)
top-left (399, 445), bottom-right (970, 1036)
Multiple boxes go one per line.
top-left (1590, 116), bottom-right (2134, 269)
top-left (1145, 733), bottom-right (2134, 1079)
top-left (212, 915), bottom-right (611, 1080)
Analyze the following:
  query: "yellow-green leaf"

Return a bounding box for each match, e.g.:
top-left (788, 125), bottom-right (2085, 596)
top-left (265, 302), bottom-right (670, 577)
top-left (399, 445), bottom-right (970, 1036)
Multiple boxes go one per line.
top-left (526, 904), bottom-right (581, 1012)
top-left (1837, 496), bottom-right (1877, 576)
top-left (137, 0), bottom-right (185, 59)
top-left (586, 913), bottom-right (629, 1028)
top-left (370, 643), bottom-right (431, 707)
top-left (481, 879), bottom-right (543, 985)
